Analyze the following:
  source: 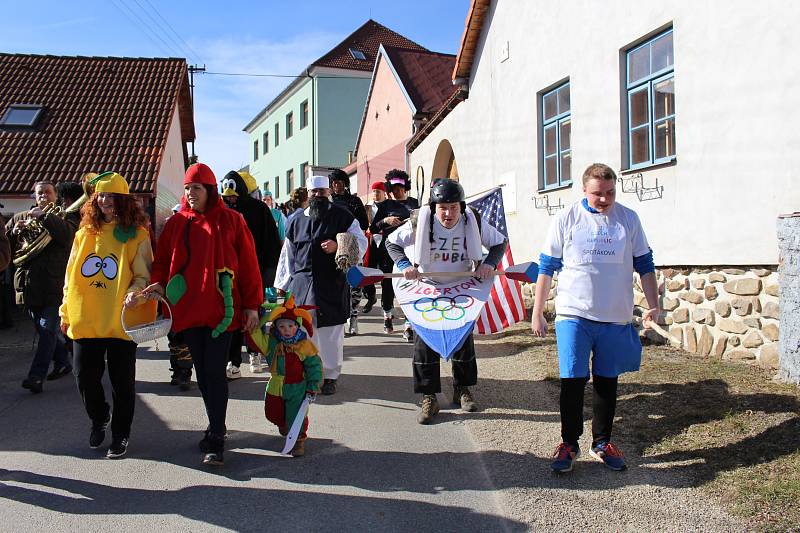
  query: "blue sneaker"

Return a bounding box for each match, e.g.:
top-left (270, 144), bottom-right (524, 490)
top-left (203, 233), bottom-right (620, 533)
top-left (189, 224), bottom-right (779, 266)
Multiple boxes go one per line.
top-left (551, 442), bottom-right (580, 473)
top-left (589, 441), bottom-right (627, 471)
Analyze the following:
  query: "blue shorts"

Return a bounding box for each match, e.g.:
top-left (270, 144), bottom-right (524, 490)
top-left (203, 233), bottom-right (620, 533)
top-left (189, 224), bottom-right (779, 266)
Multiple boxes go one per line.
top-left (554, 317), bottom-right (642, 378)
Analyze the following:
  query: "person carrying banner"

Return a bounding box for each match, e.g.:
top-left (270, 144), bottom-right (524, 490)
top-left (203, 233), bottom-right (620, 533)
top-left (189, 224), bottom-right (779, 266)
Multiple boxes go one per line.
top-left (275, 174), bottom-right (367, 395)
top-left (386, 179), bottom-right (507, 424)
top-left (531, 163), bottom-right (659, 473)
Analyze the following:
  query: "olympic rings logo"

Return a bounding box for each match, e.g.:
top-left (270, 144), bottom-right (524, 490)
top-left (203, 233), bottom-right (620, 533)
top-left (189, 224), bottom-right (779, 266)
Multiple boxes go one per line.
top-left (413, 295), bottom-right (475, 322)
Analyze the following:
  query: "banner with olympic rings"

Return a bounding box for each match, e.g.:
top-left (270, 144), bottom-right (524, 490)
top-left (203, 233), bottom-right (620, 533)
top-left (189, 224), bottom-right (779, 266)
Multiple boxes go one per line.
top-left (393, 275), bottom-right (494, 361)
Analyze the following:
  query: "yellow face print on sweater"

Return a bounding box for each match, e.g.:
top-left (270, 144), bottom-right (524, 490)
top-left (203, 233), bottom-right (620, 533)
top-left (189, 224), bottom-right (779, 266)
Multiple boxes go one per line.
top-left (80, 253), bottom-right (120, 289)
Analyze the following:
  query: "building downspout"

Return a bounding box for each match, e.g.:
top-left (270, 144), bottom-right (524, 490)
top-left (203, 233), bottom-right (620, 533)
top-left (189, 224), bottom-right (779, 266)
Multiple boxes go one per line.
top-left (308, 69), bottom-right (316, 166)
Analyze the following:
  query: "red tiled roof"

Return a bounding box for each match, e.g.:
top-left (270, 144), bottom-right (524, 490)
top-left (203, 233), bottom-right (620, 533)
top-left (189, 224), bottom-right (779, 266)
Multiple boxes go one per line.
top-left (453, 0), bottom-right (491, 80)
top-left (382, 47), bottom-right (456, 115)
top-left (407, 87), bottom-right (467, 153)
top-left (313, 19), bottom-right (427, 72)
top-left (0, 54), bottom-right (194, 195)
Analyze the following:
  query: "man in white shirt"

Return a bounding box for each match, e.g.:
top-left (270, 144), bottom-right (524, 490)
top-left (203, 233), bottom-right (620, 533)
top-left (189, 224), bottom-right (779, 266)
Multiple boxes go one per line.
top-left (532, 163), bottom-right (659, 473)
top-left (386, 179), bottom-right (507, 424)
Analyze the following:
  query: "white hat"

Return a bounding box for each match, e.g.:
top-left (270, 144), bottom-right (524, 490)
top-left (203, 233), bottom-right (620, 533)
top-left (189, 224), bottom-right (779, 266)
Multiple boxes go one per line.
top-left (306, 175), bottom-right (329, 190)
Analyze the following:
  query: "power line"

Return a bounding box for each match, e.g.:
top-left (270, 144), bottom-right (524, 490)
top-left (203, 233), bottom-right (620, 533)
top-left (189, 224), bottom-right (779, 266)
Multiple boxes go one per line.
top-left (203, 71), bottom-right (368, 80)
top-left (140, 0), bottom-right (204, 64)
top-left (109, 0), bottom-right (180, 58)
top-left (129, 0), bottom-right (194, 61)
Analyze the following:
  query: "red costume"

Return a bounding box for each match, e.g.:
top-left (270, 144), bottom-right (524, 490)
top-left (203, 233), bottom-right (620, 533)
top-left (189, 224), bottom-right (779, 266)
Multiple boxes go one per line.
top-left (151, 165), bottom-right (263, 333)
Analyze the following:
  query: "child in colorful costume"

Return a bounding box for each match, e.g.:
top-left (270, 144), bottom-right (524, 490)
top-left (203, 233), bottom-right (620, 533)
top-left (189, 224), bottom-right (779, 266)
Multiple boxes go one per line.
top-left (246, 295), bottom-right (322, 457)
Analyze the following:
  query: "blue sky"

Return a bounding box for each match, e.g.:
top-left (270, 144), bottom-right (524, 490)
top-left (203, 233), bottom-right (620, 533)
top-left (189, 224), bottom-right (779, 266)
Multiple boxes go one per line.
top-left (1, 0), bottom-right (469, 176)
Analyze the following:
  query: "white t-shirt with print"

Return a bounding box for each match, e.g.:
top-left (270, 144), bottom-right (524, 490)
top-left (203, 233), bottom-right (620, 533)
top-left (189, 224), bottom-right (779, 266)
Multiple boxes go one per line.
top-left (541, 200), bottom-right (650, 323)
top-left (388, 214), bottom-right (505, 273)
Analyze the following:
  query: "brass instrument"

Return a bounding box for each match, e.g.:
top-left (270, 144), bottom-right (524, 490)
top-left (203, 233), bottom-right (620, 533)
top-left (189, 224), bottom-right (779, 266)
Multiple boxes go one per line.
top-left (12, 175), bottom-right (95, 267)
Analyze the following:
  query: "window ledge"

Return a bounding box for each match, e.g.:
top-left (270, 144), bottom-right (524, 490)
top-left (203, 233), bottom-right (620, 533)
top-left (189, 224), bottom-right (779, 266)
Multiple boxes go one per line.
top-left (621, 158), bottom-right (676, 175)
top-left (538, 182), bottom-right (573, 194)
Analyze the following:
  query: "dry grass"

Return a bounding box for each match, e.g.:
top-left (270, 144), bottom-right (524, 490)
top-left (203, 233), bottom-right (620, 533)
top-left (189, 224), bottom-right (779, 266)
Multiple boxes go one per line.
top-left (476, 327), bottom-right (800, 532)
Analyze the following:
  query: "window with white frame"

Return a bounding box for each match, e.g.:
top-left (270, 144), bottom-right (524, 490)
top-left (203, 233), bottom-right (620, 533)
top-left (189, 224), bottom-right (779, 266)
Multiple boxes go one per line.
top-left (263, 132), bottom-right (268, 154)
top-left (286, 168), bottom-right (294, 193)
top-left (540, 82), bottom-right (571, 190)
top-left (626, 29), bottom-right (675, 168)
top-left (253, 140), bottom-right (259, 161)
top-left (286, 112), bottom-right (293, 139)
top-left (275, 176), bottom-right (280, 198)
top-left (274, 123), bottom-right (279, 147)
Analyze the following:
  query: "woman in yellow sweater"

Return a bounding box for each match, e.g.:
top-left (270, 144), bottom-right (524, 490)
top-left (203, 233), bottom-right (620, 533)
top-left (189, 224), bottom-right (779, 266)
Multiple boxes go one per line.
top-left (60, 172), bottom-right (154, 459)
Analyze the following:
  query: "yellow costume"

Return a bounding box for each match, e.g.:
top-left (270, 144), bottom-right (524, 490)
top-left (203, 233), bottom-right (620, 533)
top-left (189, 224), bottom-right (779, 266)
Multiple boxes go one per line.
top-left (59, 172), bottom-right (155, 340)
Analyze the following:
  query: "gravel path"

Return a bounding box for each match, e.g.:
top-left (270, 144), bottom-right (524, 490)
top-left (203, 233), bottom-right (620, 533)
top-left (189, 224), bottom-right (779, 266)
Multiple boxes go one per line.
top-left (456, 326), bottom-right (746, 532)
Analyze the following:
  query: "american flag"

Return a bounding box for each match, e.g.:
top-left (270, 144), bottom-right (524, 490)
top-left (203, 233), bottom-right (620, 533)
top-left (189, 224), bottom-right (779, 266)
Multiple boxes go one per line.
top-left (468, 188), bottom-right (526, 334)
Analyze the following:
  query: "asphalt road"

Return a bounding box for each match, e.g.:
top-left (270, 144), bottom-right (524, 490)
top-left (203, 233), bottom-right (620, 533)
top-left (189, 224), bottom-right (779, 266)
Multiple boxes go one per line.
top-left (0, 311), bottom-right (524, 532)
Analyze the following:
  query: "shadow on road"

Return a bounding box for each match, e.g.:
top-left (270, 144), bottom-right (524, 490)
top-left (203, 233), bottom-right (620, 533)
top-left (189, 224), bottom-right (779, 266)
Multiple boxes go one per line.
top-left (0, 468), bottom-right (527, 531)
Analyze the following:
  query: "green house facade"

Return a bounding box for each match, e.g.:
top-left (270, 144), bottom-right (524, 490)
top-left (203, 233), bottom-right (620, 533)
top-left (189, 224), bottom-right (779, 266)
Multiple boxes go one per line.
top-left (243, 19), bottom-right (426, 202)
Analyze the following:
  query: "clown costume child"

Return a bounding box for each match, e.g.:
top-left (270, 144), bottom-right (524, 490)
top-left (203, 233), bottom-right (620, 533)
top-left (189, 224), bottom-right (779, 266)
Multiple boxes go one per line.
top-left (247, 296), bottom-right (322, 457)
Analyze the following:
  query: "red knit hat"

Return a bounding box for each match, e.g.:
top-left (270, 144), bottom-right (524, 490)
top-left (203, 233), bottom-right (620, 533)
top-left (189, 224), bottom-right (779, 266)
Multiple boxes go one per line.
top-left (184, 163), bottom-right (216, 186)
top-left (371, 180), bottom-right (386, 191)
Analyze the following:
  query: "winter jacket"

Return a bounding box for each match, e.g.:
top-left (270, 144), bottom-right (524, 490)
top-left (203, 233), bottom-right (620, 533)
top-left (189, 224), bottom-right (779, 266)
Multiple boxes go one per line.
top-left (332, 192), bottom-right (369, 231)
top-left (6, 209), bottom-right (79, 307)
top-left (151, 197), bottom-right (263, 333)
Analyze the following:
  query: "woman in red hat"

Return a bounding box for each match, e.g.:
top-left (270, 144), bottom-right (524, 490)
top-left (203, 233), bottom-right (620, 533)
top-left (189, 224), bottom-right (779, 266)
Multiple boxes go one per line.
top-left (143, 163), bottom-right (262, 466)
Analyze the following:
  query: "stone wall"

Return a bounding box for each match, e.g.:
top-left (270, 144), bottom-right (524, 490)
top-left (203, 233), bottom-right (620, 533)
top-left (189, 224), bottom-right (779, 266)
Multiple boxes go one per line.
top-left (521, 266), bottom-right (781, 369)
top-left (777, 214), bottom-right (800, 383)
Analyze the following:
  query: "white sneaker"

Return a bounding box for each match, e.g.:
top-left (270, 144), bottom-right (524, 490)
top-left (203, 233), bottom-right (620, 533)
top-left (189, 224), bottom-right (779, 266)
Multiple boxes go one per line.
top-left (249, 354), bottom-right (264, 373)
top-left (347, 316), bottom-right (359, 336)
top-left (226, 361), bottom-right (241, 380)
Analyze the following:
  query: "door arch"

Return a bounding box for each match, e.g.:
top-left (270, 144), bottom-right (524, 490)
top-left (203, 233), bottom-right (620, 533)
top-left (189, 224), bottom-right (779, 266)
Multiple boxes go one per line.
top-left (431, 139), bottom-right (459, 181)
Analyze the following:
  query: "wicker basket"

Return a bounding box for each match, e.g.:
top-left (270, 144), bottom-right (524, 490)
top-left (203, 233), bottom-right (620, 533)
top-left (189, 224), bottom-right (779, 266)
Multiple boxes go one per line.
top-left (121, 294), bottom-right (173, 344)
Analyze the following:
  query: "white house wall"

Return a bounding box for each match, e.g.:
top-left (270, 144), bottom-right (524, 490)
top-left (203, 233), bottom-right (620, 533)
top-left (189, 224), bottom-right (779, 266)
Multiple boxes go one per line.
top-left (154, 104), bottom-right (187, 235)
top-left (409, 0), bottom-right (800, 266)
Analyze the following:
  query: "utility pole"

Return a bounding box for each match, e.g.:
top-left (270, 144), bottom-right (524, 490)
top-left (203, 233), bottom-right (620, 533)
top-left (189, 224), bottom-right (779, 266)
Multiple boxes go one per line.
top-left (188, 64), bottom-right (206, 163)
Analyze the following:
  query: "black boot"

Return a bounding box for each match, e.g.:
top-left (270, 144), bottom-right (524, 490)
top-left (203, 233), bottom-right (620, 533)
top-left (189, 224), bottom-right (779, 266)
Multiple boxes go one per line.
top-left (202, 433), bottom-right (224, 466)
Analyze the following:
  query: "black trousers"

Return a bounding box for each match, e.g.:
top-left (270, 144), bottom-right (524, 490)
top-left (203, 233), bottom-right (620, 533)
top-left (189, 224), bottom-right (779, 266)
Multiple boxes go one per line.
top-left (73, 338), bottom-right (137, 439)
top-left (559, 376), bottom-right (618, 446)
top-left (363, 283), bottom-right (376, 303)
top-left (413, 333), bottom-right (477, 394)
top-left (380, 278), bottom-right (395, 313)
top-left (184, 327), bottom-right (231, 437)
top-left (227, 330), bottom-right (243, 367)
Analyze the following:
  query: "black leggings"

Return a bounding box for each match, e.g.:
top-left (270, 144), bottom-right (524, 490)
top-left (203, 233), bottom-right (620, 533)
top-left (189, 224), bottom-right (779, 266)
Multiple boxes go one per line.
top-left (73, 338), bottom-right (137, 439)
top-left (183, 327), bottom-right (232, 437)
top-left (559, 375), bottom-right (618, 446)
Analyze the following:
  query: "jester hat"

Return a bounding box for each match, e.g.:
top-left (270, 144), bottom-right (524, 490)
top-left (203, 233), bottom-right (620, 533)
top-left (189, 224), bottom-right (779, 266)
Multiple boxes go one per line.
top-left (245, 294), bottom-right (316, 355)
top-left (268, 294), bottom-right (314, 337)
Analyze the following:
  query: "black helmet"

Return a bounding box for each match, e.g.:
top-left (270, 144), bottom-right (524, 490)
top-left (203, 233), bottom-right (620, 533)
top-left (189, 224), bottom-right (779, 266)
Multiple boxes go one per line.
top-left (429, 179), bottom-right (465, 204)
top-left (328, 169), bottom-right (350, 188)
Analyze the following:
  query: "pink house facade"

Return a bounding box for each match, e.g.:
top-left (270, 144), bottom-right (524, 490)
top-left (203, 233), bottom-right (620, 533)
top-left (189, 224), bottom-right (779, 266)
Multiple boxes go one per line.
top-left (354, 45), bottom-right (456, 197)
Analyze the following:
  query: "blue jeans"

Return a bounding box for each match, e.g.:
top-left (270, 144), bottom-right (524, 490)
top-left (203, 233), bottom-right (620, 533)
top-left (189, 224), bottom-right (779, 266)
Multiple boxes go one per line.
top-left (28, 305), bottom-right (71, 380)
